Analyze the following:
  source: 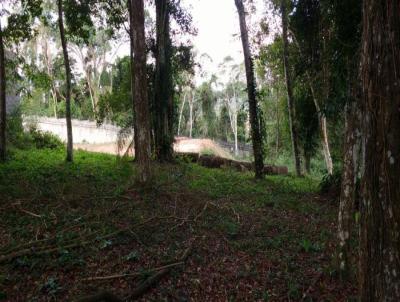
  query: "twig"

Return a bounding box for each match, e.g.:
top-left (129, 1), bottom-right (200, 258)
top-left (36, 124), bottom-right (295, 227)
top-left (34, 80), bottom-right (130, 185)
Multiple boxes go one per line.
top-left (15, 207), bottom-right (42, 218)
top-left (194, 201), bottom-right (209, 222)
top-left (81, 261), bottom-right (184, 282)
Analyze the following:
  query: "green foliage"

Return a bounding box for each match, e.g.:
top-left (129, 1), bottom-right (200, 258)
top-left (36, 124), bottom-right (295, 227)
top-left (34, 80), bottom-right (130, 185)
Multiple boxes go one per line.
top-left (319, 168), bottom-right (342, 194)
top-left (97, 56), bottom-right (132, 126)
top-left (6, 112), bottom-right (32, 150)
top-left (28, 127), bottom-right (64, 150)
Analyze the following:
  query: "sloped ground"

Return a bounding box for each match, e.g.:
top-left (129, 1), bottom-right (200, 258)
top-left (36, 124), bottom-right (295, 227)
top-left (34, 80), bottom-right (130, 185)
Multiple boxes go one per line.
top-left (75, 137), bottom-right (233, 159)
top-left (0, 149), bottom-right (357, 301)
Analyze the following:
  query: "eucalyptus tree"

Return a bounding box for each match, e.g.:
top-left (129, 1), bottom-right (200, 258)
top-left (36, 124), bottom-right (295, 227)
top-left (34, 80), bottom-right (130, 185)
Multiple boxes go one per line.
top-left (218, 58), bottom-right (246, 155)
top-left (68, 29), bottom-right (114, 118)
top-left (234, 0), bottom-right (264, 179)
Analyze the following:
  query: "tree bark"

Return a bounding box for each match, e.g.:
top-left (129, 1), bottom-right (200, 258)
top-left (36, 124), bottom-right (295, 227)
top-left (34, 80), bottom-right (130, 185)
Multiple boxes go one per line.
top-left (337, 99), bottom-right (360, 277)
top-left (359, 0), bottom-right (400, 300)
top-left (130, 0), bottom-right (152, 183)
top-left (57, 0), bottom-right (73, 162)
top-left (0, 21), bottom-right (6, 162)
top-left (281, 0), bottom-right (302, 177)
top-left (128, 0), bottom-right (139, 156)
top-left (154, 0), bottom-right (174, 161)
top-left (234, 0), bottom-right (264, 179)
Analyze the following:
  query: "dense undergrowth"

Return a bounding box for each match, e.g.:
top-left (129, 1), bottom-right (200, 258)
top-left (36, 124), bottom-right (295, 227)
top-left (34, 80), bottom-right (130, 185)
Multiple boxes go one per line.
top-left (0, 148), bottom-right (356, 301)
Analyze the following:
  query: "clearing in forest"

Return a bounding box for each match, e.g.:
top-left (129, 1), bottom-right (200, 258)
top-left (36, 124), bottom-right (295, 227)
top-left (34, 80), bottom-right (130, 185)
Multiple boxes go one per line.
top-left (0, 149), bottom-right (356, 301)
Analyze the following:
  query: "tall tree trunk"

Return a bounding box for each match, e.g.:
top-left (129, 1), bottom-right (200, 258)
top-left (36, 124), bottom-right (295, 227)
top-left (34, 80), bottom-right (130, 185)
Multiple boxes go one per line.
top-left (57, 0), bottom-right (73, 162)
top-left (234, 0), bottom-right (264, 179)
top-left (130, 0), bottom-right (152, 183)
top-left (0, 21), bottom-right (6, 162)
top-left (154, 0), bottom-right (174, 161)
top-left (337, 99), bottom-right (360, 277)
top-left (281, 0), bottom-right (302, 177)
top-left (128, 0), bottom-right (139, 156)
top-left (359, 0), bottom-right (400, 300)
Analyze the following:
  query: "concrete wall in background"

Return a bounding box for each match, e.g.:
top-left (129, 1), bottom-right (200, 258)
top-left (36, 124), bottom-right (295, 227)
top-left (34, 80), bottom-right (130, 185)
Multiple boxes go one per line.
top-left (23, 117), bottom-right (129, 144)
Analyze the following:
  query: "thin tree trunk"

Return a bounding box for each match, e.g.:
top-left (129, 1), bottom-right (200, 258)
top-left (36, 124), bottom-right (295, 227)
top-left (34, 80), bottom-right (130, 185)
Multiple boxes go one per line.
top-left (281, 0), bottom-right (302, 177)
top-left (359, 0), bottom-right (400, 299)
top-left (234, 0), bottom-right (264, 179)
top-left (234, 114), bottom-right (238, 156)
top-left (0, 21), bottom-right (6, 162)
top-left (320, 115), bottom-right (333, 174)
top-left (130, 0), bottom-right (152, 183)
top-left (154, 0), bottom-right (173, 161)
top-left (50, 89), bottom-right (58, 118)
top-left (275, 87), bottom-right (280, 155)
top-left (189, 96), bottom-right (193, 138)
top-left (128, 0), bottom-right (138, 155)
top-left (289, 28), bottom-right (334, 175)
top-left (177, 92), bottom-right (186, 136)
top-left (57, 0), bottom-right (73, 162)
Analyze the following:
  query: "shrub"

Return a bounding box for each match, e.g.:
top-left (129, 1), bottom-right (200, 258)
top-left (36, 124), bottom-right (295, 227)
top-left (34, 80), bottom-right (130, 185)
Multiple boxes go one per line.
top-left (319, 168), bottom-right (342, 196)
top-left (28, 127), bottom-right (64, 150)
top-left (6, 111), bottom-right (33, 150)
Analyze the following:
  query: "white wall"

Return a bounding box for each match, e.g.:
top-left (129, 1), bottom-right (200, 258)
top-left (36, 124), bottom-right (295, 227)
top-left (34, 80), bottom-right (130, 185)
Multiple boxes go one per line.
top-left (23, 117), bottom-right (130, 144)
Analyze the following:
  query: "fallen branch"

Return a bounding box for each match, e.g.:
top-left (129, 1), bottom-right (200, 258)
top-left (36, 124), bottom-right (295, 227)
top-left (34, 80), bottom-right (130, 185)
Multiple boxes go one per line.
top-left (18, 208), bottom-right (42, 218)
top-left (81, 261), bottom-right (185, 282)
top-left (75, 241), bottom-right (195, 302)
top-left (126, 242), bottom-right (194, 300)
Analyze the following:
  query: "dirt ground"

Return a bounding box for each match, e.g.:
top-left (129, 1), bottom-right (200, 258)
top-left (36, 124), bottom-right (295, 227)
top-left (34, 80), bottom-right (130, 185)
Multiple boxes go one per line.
top-left (75, 137), bottom-right (233, 159)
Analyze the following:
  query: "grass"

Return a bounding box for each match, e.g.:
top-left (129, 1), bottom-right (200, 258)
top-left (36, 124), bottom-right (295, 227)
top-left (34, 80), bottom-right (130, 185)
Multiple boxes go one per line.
top-left (0, 148), bottom-right (356, 301)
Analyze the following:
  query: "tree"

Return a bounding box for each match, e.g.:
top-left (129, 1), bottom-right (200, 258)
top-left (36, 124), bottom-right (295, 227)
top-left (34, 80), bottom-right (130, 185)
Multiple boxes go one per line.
top-left (281, 0), bottom-right (302, 176)
top-left (154, 0), bottom-right (174, 161)
top-left (130, 0), bottom-right (151, 182)
top-left (127, 0), bottom-right (139, 155)
top-left (0, 21), bottom-right (5, 162)
top-left (333, 0), bottom-right (362, 277)
top-left (290, 0), bottom-right (334, 175)
top-left (57, 0), bottom-right (73, 162)
top-left (234, 0), bottom-right (264, 178)
top-left (359, 0), bottom-right (400, 299)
